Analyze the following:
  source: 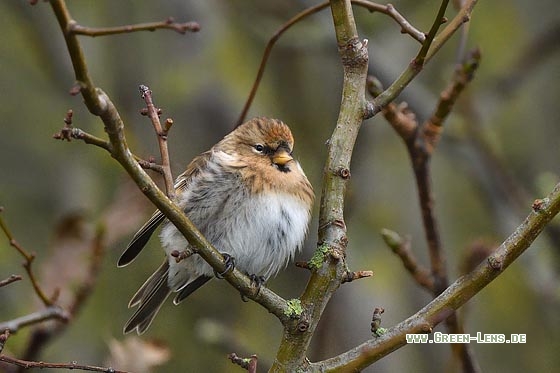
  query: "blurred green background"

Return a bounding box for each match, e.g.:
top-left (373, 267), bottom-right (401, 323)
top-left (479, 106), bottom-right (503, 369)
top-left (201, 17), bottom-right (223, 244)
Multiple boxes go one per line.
top-left (1, 1), bottom-right (559, 372)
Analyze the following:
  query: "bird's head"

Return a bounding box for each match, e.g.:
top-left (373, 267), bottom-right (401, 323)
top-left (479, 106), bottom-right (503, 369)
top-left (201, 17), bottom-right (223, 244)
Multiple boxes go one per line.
top-left (221, 117), bottom-right (297, 173)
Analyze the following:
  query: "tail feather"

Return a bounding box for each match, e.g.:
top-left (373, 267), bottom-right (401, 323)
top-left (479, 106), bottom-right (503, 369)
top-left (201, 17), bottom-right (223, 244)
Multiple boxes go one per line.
top-left (128, 260), bottom-right (170, 308)
top-left (173, 275), bottom-right (212, 305)
top-left (124, 262), bottom-right (212, 334)
top-left (124, 261), bottom-right (171, 335)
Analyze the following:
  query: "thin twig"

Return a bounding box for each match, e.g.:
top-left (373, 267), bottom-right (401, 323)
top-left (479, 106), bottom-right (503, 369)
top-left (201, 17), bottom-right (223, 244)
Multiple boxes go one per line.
top-left (411, 52), bottom-right (481, 373)
top-left (351, 1), bottom-right (425, 43)
top-left (0, 275), bottom-right (22, 288)
top-left (314, 182), bottom-right (560, 371)
top-left (139, 85), bottom-right (175, 199)
top-left (370, 307), bottom-right (385, 335)
top-left (236, 0), bottom-right (424, 126)
top-left (0, 354), bottom-right (130, 373)
top-left (367, 0), bottom-right (478, 118)
top-left (372, 50), bottom-right (482, 372)
top-left (68, 17), bottom-right (200, 37)
top-left (53, 110), bottom-right (163, 174)
top-left (427, 48), bottom-right (480, 129)
top-left (414, 50), bottom-right (481, 292)
top-left (0, 211), bottom-right (54, 306)
top-left (414, 0), bottom-right (450, 68)
top-left (0, 307), bottom-right (70, 333)
top-left (17, 224), bottom-right (107, 364)
top-left (380, 229), bottom-right (433, 291)
top-left (341, 270), bottom-right (374, 283)
top-left (236, 1), bottom-right (330, 126)
top-left (227, 353), bottom-right (258, 373)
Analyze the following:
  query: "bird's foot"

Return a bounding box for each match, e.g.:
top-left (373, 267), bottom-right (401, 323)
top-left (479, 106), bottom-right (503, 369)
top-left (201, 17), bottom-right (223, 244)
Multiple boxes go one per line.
top-left (249, 274), bottom-right (266, 289)
top-left (240, 274), bottom-right (266, 302)
top-left (214, 253), bottom-right (235, 279)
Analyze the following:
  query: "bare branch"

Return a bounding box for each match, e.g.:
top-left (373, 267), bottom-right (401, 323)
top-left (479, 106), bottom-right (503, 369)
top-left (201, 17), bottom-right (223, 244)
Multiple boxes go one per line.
top-left (0, 210), bottom-right (55, 306)
top-left (236, 1), bottom-right (330, 126)
top-left (68, 17), bottom-right (200, 37)
top-left (0, 307), bottom-right (70, 334)
top-left (315, 183), bottom-right (560, 371)
top-left (341, 270), bottom-right (374, 283)
top-left (352, 1), bottom-right (425, 43)
top-left (414, 0), bottom-right (450, 68)
top-left (48, 0), bottom-right (290, 323)
top-left (367, 0), bottom-right (478, 118)
top-left (53, 109), bottom-right (164, 174)
top-left (138, 85), bottom-right (175, 199)
top-left (0, 275), bottom-right (22, 288)
top-left (371, 43), bottom-right (482, 373)
top-left (380, 229), bottom-right (434, 291)
top-left (237, 0), bottom-right (424, 125)
top-left (0, 330), bottom-right (9, 354)
top-left (227, 353), bottom-right (258, 373)
top-left (271, 0), bottom-right (370, 369)
top-left (427, 47), bottom-right (481, 129)
top-left (0, 354), bottom-right (130, 373)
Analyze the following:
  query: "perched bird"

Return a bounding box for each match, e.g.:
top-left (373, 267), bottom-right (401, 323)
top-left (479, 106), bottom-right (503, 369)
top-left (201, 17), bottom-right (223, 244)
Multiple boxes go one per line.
top-left (118, 117), bottom-right (314, 334)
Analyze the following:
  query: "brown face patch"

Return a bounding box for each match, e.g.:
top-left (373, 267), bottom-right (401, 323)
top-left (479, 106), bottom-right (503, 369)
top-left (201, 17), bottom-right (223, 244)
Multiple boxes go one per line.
top-left (237, 117), bottom-right (294, 152)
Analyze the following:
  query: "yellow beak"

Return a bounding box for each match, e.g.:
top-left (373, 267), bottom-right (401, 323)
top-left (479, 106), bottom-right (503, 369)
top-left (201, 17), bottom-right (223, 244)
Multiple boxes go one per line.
top-left (272, 149), bottom-right (293, 166)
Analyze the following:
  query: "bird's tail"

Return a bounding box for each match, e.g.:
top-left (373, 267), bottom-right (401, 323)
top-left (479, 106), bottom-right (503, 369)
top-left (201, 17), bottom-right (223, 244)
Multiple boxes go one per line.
top-left (124, 260), bottom-right (171, 334)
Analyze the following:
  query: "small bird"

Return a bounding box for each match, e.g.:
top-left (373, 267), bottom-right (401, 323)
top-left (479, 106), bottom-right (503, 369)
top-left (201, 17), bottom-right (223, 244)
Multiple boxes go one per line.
top-left (118, 117), bottom-right (314, 334)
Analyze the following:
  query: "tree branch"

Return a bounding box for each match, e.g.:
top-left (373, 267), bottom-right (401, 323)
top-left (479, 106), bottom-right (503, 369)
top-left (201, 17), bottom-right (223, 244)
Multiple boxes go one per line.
top-left (380, 229), bottom-right (434, 291)
top-left (314, 182), bottom-right (560, 371)
top-left (52, 110), bottom-right (164, 174)
top-left (389, 49), bottom-right (481, 373)
top-left (0, 275), bottom-right (22, 288)
top-left (414, 0), bottom-right (450, 68)
top-left (0, 354), bottom-right (130, 373)
top-left (68, 17), bottom-right (200, 37)
top-left (0, 209), bottom-right (55, 306)
top-left (138, 85), bottom-right (175, 199)
top-left (48, 0), bottom-right (290, 323)
top-left (237, 0), bottom-right (424, 125)
top-left (0, 307), bottom-right (70, 334)
top-left (352, 0), bottom-right (426, 43)
top-left (271, 0), bottom-right (369, 370)
top-left (366, 0), bottom-right (478, 118)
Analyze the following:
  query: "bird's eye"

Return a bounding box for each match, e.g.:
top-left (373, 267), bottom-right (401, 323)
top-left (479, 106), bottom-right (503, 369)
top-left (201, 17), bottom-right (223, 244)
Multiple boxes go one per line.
top-left (254, 144), bottom-right (264, 153)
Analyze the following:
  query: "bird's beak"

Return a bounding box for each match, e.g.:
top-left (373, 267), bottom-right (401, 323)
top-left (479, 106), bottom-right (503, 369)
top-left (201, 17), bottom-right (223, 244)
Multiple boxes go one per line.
top-left (272, 148), bottom-right (293, 166)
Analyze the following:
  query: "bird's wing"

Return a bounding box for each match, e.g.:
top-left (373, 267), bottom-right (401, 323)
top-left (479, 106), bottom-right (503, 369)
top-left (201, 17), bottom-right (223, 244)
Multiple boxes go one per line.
top-left (173, 150), bottom-right (212, 193)
top-left (117, 210), bottom-right (165, 267)
top-left (117, 150), bottom-right (213, 267)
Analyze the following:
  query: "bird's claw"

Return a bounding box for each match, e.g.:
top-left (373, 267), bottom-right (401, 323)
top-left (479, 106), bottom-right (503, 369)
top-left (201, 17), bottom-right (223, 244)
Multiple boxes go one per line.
top-left (249, 274), bottom-right (266, 289)
top-left (214, 253), bottom-right (235, 279)
top-left (240, 274), bottom-right (266, 302)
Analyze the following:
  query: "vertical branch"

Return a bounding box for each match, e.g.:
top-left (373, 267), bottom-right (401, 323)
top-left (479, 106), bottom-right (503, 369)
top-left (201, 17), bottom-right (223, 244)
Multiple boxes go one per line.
top-left (367, 0), bottom-right (477, 117)
top-left (369, 49), bottom-right (482, 372)
top-left (414, 0), bottom-right (450, 67)
top-left (138, 85), bottom-right (175, 199)
top-left (271, 0), bottom-right (369, 371)
top-left (406, 51), bottom-right (482, 373)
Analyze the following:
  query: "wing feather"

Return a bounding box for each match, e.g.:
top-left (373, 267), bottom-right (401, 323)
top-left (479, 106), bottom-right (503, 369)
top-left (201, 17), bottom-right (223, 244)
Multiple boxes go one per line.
top-left (117, 150), bottom-right (212, 267)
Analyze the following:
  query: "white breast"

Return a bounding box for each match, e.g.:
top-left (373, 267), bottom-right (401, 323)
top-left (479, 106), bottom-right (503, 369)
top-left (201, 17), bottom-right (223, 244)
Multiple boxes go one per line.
top-left (227, 192), bottom-right (311, 278)
top-left (160, 180), bottom-right (311, 290)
